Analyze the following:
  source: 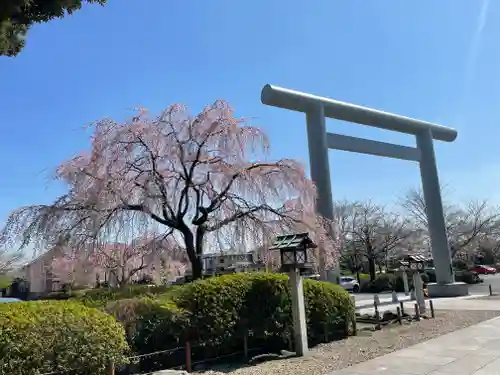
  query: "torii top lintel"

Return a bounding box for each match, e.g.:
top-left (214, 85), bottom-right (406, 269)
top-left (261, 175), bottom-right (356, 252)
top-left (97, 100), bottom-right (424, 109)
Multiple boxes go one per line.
top-left (261, 84), bottom-right (457, 143)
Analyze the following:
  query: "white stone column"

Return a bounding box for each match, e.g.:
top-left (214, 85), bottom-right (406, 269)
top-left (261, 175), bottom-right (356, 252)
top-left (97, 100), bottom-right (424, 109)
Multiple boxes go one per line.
top-left (305, 105), bottom-right (339, 281)
top-left (413, 272), bottom-right (426, 314)
top-left (402, 271), bottom-right (409, 295)
top-left (416, 129), bottom-right (454, 284)
top-left (289, 269), bottom-right (308, 356)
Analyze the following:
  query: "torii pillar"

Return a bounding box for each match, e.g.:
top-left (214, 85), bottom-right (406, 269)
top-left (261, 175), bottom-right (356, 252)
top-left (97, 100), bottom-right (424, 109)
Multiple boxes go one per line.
top-left (261, 84), bottom-right (468, 297)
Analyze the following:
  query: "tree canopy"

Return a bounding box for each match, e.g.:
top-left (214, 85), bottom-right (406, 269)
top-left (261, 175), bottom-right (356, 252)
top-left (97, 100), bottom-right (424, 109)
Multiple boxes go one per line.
top-left (0, 0), bottom-right (106, 56)
top-left (1, 100), bottom-right (338, 280)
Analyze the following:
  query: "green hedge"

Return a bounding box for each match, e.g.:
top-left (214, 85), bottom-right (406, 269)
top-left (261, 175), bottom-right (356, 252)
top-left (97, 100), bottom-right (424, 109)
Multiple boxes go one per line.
top-left (360, 273), bottom-right (416, 293)
top-left (0, 300), bottom-right (129, 375)
top-left (455, 270), bottom-right (482, 284)
top-left (106, 272), bottom-right (354, 372)
top-left (175, 273), bottom-right (354, 345)
top-left (66, 284), bottom-right (176, 307)
top-left (360, 270), bottom-right (481, 294)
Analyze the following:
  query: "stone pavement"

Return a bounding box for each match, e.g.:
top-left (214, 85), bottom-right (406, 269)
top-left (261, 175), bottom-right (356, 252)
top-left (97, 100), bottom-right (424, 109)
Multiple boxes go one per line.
top-left (328, 298), bottom-right (500, 375)
top-left (356, 294), bottom-right (499, 315)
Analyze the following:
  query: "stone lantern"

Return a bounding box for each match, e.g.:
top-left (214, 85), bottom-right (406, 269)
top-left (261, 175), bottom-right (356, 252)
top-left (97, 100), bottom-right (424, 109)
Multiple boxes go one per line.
top-left (270, 232), bottom-right (317, 356)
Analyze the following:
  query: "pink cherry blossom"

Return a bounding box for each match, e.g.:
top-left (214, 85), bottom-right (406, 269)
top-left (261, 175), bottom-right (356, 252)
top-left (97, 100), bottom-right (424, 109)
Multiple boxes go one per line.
top-left (2, 100), bottom-right (340, 280)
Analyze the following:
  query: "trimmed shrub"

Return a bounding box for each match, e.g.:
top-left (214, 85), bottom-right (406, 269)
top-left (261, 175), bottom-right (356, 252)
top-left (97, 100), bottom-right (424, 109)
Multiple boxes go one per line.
top-left (175, 273), bottom-right (253, 346)
top-left (0, 300), bottom-right (129, 375)
top-left (104, 297), bottom-right (189, 373)
top-left (456, 270), bottom-right (481, 284)
top-left (72, 284), bottom-right (175, 307)
top-left (394, 274), bottom-right (412, 292)
top-left (426, 269), bottom-right (437, 283)
top-left (360, 273), bottom-right (395, 293)
top-left (108, 272), bottom-right (354, 370)
top-left (453, 259), bottom-right (469, 271)
top-left (358, 273), bottom-right (370, 281)
top-left (175, 273), bottom-right (354, 348)
top-left (303, 277), bottom-right (354, 344)
top-left (420, 272), bottom-right (430, 285)
top-left (362, 273), bottom-right (431, 293)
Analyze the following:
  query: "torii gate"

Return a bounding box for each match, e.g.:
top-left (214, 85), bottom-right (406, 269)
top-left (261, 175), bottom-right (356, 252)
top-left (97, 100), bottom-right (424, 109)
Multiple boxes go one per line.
top-left (261, 84), bottom-right (468, 297)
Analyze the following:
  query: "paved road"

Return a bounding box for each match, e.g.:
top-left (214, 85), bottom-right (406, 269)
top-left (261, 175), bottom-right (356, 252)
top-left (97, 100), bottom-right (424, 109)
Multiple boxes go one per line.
top-left (470, 273), bottom-right (500, 295)
top-left (351, 274), bottom-right (500, 303)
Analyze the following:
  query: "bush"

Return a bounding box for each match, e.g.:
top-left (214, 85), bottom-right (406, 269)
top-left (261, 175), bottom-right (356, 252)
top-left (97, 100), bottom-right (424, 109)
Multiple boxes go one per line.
top-left (0, 300), bottom-right (129, 375)
top-left (358, 273), bottom-right (370, 281)
top-left (360, 273), bottom-right (395, 293)
top-left (453, 259), bottom-right (469, 271)
top-left (180, 273), bottom-right (353, 346)
top-left (134, 274), bottom-right (155, 285)
top-left (104, 297), bottom-right (189, 373)
top-left (303, 277), bottom-right (353, 344)
top-left (362, 273), bottom-right (430, 293)
top-left (426, 269), bottom-right (437, 283)
top-left (107, 272), bottom-right (354, 371)
top-left (420, 273), bottom-right (429, 285)
top-left (175, 273), bottom-right (252, 347)
top-left (455, 270), bottom-right (481, 284)
top-left (72, 284), bottom-right (175, 307)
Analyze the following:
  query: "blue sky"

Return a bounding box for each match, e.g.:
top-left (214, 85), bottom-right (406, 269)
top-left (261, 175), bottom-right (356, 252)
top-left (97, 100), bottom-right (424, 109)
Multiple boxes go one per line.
top-left (0, 0), bottom-right (498, 228)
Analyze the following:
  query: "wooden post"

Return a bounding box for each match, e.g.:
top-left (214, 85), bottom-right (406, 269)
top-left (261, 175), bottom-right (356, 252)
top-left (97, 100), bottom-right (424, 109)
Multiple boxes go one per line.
top-left (108, 360), bottom-right (115, 375)
top-left (396, 306), bottom-right (402, 325)
top-left (429, 300), bottom-right (435, 318)
top-left (399, 301), bottom-right (405, 315)
top-left (243, 332), bottom-right (249, 360)
top-left (185, 341), bottom-right (192, 372)
top-left (374, 300), bottom-right (381, 330)
top-left (414, 303), bottom-right (420, 321)
top-left (375, 308), bottom-right (381, 330)
top-left (344, 318), bottom-right (349, 337)
top-left (489, 284), bottom-right (493, 296)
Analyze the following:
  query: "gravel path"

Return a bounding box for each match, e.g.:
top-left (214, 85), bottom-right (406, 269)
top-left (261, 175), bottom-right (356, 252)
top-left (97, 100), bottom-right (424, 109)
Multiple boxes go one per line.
top-left (202, 309), bottom-right (500, 375)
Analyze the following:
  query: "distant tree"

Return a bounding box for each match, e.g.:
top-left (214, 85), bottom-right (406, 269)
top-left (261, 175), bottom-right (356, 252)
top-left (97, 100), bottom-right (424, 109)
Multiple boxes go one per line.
top-left (51, 234), bottom-right (177, 287)
top-left (1, 100), bottom-right (337, 280)
top-left (344, 201), bottom-right (412, 282)
top-left (1, 0), bottom-right (107, 56)
top-left (400, 188), bottom-right (499, 259)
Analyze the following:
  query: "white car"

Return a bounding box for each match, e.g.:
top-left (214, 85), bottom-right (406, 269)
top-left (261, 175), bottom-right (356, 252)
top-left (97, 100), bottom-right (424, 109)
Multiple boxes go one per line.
top-left (339, 276), bottom-right (360, 293)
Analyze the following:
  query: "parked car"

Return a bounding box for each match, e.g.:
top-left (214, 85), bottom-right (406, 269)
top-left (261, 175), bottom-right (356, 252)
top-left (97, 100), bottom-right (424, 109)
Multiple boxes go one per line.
top-left (302, 273), bottom-right (321, 281)
top-left (339, 276), bottom-right (360, 293)
top-left (0, 297), bottom-right (21, 303)
top-left (469, 265), bottom-right (496, 275)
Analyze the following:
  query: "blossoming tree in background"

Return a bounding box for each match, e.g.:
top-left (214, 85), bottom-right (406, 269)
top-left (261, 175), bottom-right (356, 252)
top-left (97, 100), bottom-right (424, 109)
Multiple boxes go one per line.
top-left (51, 232), bottom-right (183, 287)
top-left (1, 100), bottom-right (340, 280)
top-left (50, 255), bottom-right (78, 286)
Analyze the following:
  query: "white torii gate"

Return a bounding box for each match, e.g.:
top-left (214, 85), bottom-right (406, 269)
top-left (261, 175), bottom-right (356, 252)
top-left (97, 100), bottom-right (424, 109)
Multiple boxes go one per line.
top-left (261, 84), bottom-right (468, 297)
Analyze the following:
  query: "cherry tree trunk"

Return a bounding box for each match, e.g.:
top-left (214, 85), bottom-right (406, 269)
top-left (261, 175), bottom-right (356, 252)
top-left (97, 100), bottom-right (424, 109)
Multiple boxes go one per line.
top-left (191, 256), bottom-right (203, 280)
top-left (368, 257), bottom-right (377, 282)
